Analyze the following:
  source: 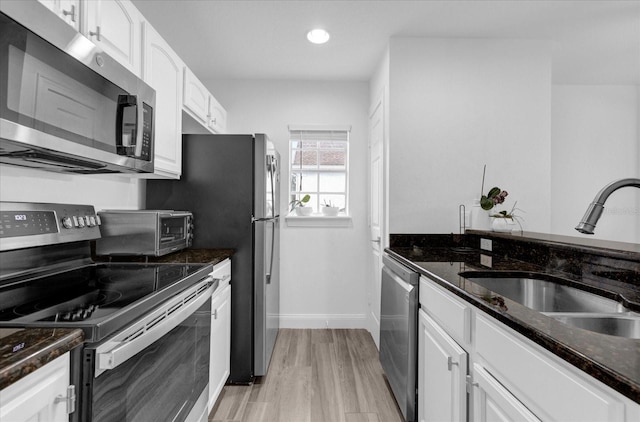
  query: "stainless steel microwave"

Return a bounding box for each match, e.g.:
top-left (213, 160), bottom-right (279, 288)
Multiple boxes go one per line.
top-left (95, 210), bottom-right (194, 257)
top-left (0, 2), bottom-right (155, 174)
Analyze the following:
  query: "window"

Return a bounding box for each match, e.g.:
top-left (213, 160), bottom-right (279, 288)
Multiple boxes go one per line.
top-left (289, 126), bottom-right (350, 215)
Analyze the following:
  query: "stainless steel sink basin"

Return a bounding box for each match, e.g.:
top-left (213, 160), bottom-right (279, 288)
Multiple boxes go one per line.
top-left (460, 272), bottom-right (626, 313)
top-left (550, 314), bottom-right (640, 339)
top-left (459, 272), bottom-right (640, 338)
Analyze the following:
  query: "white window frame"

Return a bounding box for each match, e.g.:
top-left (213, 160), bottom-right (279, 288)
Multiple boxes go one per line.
top-left (286, 125), bottom-right (352, 227)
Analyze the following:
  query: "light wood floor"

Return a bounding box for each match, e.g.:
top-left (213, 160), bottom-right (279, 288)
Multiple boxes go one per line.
top-left (209, 329), bottom-right (405, 422)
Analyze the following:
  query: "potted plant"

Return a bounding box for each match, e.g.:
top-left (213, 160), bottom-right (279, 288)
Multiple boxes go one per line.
top-left (489, 202), bottom-right (524, 233)
top-left (321, 200), bottom-right (340, 216)
top-left (475, 166), bottom-right (523, 232)
top-left (289, 194), bottom-right (312, 216)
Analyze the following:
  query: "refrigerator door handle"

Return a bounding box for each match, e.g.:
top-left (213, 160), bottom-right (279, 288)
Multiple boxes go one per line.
top-left (266, 219), bottom-right (276, 284)
top-left (252, 216), bottom-right (279, 223)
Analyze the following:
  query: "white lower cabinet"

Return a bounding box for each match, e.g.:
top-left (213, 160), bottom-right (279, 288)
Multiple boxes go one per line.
top-left (208, 259), bottom-right (232, 412)
top-left (417, 275), bottom-right (640, 422)
top-left (418, 309), bottom-right (467, 422)
top-left (472, 364), bottom-right (540, 422)
top-left (475, 314), bottom-right (626, 422)
top-left (0, 352), bottom-right (74, 422)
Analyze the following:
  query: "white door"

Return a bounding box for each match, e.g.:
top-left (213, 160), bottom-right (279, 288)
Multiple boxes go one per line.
top-left (209, 284), bottom-right (231, 411)
top-left (418, 310), bottom-right (468, 422)
top-left (368, 92), bottom-right (385, 348)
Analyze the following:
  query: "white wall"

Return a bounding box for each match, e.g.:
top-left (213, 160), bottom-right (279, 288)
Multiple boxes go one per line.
top-left (387, 38), bottom-right (552, 234)
top-left (551, 85), bottom-right (640, 243)
top-left (205, 78), bottom-right (370, 329)
top-left (0, 166), bottom-right (143, 210)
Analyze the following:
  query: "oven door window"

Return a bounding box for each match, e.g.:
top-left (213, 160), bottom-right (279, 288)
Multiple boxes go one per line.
top-left (88, 301), bottom-right (210, 422)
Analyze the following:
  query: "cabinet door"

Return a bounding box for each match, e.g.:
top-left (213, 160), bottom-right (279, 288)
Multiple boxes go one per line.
top-left (472, 364), bottom-right (541, 422)
top-left (0, 353), bottom-right (72, 422)
top-left (143, 22), bottom-right (183, 178)
top-left (418, 309), bottom-right (467, 422)
top-left (208, 94), bottom-right (227, 134)
top-left (84, 0), bottom-right (142, 76)
top-left (209, 284), bottom-right (231, 411)
top-left (37, 0), bottom-right (80, 30)
top-left (183, 67), bottom-right (210, 125)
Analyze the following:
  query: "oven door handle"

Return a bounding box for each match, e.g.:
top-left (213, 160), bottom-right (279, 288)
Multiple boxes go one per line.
top-left (95, 276), bottom-right (217, 376)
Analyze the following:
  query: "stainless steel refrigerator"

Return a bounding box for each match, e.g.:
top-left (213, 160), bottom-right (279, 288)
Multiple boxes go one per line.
top-left (146, 133), bottom-right (280, 383)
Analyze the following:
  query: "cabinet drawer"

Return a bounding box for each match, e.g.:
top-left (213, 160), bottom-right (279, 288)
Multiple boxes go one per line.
top-left (476, 314), bottom-right (625, 422)
top-left (420, 277), bottom-right (471, 346)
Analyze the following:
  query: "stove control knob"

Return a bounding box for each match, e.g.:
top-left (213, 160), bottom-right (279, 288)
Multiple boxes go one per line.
top-left (77, 218), bottom-right (85, 228)
top-left (61, 217), bottom-right (73, 229)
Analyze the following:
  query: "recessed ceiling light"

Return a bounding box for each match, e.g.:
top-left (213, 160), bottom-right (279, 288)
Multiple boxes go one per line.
top-left (307, 29), bottom-right (330, 44)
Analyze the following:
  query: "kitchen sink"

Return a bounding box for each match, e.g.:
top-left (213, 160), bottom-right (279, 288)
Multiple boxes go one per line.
top-left (549, 314), bottom-right (640, 339)
top-left (460, 272), bottom-right (626, 313)
top-left (459, 271), bottom-right (640, 338)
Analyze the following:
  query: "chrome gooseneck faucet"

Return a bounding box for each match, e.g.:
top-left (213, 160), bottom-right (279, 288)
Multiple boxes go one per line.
top-left (575, 178), bottom-right (640, 234)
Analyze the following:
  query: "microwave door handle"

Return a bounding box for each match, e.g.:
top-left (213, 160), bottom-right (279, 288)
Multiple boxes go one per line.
top-left (134, 96), bottom-right (143, 157)
top-left (116, 95), bottom-right (136, 154)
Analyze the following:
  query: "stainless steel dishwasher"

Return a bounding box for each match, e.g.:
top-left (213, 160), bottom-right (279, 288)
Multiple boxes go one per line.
top-left (380, 254), bottom-right (419, 422)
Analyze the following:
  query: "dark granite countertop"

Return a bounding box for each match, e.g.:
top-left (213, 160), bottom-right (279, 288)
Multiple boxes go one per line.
top-left (0, 328), bottom-right (84, 390)
top-left (388, 232), bottom-right (640, 404)
top-left (94, 248), bottom-right (235, 265)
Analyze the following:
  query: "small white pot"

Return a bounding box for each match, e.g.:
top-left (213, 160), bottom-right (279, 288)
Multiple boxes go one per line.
top-left (491, 217), bottom-right (516, 232)
top-left (295, 206), bottom-right (313, 216)
top-left (321, 206), bottom-right (339, 216)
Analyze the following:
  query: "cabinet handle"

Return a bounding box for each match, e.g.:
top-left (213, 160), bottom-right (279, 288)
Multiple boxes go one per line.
top-left (89, 26), bottom-right (101, 41)
top-left (55, 385), bottom-right (76, 414)
top-left (465, 374), bottom-right (479, 393)
top-left (62, 5), bottom-right (76, 22)
top-left (447, 356), bottom-right (459, 371)
top-left (213, 309), bottom-right (218, 319)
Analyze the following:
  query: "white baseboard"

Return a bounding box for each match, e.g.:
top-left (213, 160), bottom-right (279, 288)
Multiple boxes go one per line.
top-left (368, 310), bottom-right (380, 349)
top-left (279, 313), bottom-right (368, 329)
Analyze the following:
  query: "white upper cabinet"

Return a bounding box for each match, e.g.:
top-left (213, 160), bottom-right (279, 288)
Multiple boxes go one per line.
top-left (142, 21), bottom-right (183, 178)
top-left (37, 0), bottom-right (80, 30)
top-left (183, 67), bottom-right (210, 125)
top-left (32, 0), bottom-right (229, 174)
top-left (183, 67), bottom-right (227, 134)
top-left (83, 0), bottom-right (142, 76)
top-left (208, 93), bottom-right (227, 134)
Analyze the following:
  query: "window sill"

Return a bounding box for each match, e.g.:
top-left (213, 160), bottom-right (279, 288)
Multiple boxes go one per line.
top-left (285, 214), bottom-right (353, 227)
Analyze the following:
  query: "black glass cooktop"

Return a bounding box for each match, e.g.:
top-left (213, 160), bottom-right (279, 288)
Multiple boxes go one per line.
top-left (0, 262), bottom-right (212, 342)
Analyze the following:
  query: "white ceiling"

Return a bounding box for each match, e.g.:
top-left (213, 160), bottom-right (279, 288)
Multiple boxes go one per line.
top-left (132, 0), bottom-right (640, 85)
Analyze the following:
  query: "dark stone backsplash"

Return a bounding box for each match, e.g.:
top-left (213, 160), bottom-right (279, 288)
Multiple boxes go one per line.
top-left (390, 231), bottom-right (640, 287)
